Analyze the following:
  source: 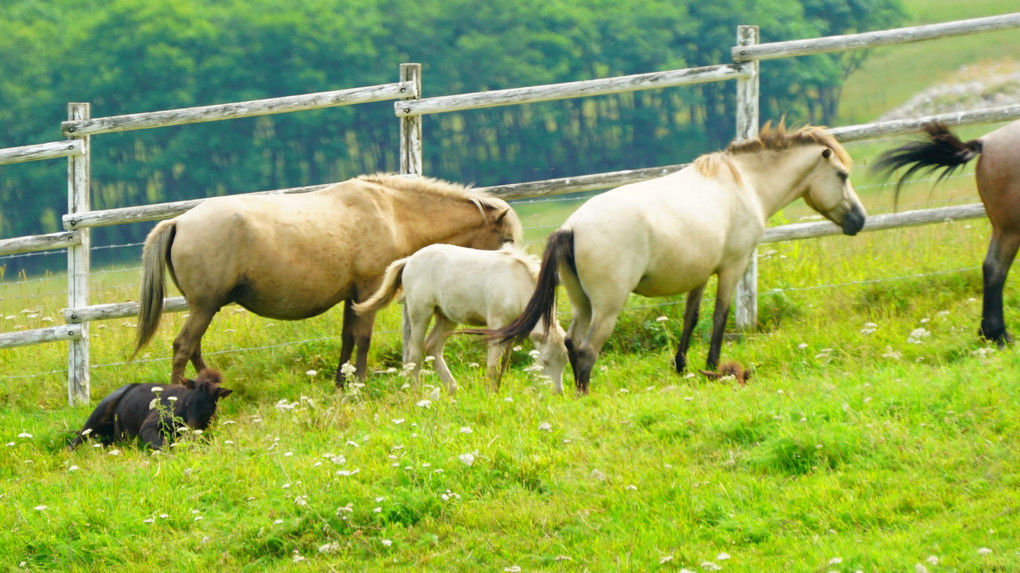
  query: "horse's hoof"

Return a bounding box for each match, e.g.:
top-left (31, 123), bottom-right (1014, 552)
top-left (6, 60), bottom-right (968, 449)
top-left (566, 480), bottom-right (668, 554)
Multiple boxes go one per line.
top-left (673, 355), bottom-right (687, 373)
top-left (979, 327), bottom-right (1013, 347)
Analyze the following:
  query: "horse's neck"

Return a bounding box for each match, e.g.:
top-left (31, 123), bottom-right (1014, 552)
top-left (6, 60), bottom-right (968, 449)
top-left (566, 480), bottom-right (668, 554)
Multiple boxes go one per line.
top-left (732, 149), bottom-right (816, 216)
top-left (398, 195), bottom-right (484, 248)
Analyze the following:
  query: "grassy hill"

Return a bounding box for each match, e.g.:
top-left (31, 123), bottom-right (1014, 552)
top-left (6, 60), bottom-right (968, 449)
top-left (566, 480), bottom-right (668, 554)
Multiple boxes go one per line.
top-left (2, 2), bottom-right (1020, 571)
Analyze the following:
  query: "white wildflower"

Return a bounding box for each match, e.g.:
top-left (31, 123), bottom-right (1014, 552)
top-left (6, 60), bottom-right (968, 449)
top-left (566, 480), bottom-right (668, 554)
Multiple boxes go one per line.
top-left (907, 327), bottom-right (930, 344)
top-left (17, 432), bottom-right (32, 439)
top-left (458, 453), bottom-right (475, 466)
top-left (381, 539), bottom-right (393, 547)
top-left (319, 542), bottom-right (341, 554)
top-left (416, 399), bottom-right (432, 409)
top-left (459, 426), bottom-right (472, 434)
top-left (34, 505), bottom-right (47, 511)
top-left (977, 547), bottom-right (992, 555)
top-left (306, 370), bottom-right (318, 377)
top-left (655, 316), bottom-right (669, 322)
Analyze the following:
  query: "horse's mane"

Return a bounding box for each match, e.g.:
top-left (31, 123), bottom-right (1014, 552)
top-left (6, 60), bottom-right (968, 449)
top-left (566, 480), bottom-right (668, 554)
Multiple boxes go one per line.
top-left (358, 173), bottom-right (522, 241)
top-left (693, 123), bottom-right (852, 180)
top-left (498, 244), bottom-right (542, 280)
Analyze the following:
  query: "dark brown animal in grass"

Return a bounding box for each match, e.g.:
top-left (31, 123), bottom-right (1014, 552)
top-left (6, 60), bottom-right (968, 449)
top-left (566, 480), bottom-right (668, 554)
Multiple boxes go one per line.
top-left (874, 120), bottom-right (1020, 346)
top-left (700, 361), bottom-right (752, 385)
top-left (68, 369), bottom-right (231, 451)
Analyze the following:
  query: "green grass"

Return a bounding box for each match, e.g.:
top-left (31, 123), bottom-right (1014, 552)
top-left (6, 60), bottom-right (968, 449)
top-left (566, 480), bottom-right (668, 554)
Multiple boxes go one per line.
top-left (4, 2), bottom-right (1020, 570)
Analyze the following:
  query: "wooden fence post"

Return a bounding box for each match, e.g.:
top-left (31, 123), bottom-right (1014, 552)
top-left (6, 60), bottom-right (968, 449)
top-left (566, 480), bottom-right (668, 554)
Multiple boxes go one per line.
top-left (399, 63), bottom-right (423, 176)
top-left (399, 64), bottom-right (422, 362)
top-left (734, 26), bottom-right (761, 332)
top-left (67, 102), bottom-right (91, 405)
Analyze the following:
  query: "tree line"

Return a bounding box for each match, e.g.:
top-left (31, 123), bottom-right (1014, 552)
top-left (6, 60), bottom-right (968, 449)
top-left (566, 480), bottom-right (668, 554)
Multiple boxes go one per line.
top-left (0, 0), bottom-right (905, 270)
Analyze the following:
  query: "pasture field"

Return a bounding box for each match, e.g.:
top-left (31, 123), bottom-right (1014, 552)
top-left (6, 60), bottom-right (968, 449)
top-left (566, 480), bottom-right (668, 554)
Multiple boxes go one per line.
top-left (2, 168), bottom-right (1020, 571)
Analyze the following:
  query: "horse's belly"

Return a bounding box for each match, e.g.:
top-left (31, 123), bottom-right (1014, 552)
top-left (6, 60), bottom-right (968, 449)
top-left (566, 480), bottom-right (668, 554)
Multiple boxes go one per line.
top-left (231, 282), bottom-right (348, 320)
top-left (633, 272), bottom-right (711, 298)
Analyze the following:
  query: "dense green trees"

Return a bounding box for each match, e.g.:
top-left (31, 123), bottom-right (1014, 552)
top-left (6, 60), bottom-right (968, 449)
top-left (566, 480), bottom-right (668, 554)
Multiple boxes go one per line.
top-left (0, 0), bottom-right (904, 261)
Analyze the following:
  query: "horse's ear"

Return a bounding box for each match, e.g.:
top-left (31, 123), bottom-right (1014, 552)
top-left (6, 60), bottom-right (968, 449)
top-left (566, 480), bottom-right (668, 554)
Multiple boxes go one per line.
top-left (699, 369), bottom-right (722, 380)
top-left (493, 207), bottom-right (510, 223)
top-left (216, 388), bottom-right (233, 399)
top-left (822, 148), bottom-right (833, 159)
top-left (179, 375), bottom-right (196, 389)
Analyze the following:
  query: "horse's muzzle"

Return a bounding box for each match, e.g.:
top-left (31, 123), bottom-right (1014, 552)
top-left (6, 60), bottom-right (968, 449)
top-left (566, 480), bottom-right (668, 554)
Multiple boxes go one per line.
top-left (841, 204), bottom-right (866, 236)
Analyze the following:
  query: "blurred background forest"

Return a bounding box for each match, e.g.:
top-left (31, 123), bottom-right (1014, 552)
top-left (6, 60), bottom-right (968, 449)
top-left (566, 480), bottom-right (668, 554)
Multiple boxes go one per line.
top-left (2, 0), bottom-right (909, 270)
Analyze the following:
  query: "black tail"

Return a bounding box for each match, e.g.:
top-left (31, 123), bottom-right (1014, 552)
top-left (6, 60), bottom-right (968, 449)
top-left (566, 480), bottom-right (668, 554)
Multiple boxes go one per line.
top-left (483, 229), bottom-right (574, 344)
top-left (873, 121), bottom-right (982, 208)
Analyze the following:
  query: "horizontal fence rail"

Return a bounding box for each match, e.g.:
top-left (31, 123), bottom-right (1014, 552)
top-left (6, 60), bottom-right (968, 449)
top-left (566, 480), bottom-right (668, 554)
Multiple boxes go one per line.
top-left (479, 164), bottom-right (689, 200)
top-left (0, 324), bottom-right (81, 350)
top-left (0, 231), bottom-right (80, 256)
top-left (761, 204), bottom-right (987, 243)
top-left (396, 64), bottom-right (748, 117)
top-left (62, 184), bottom-right (331, 230)
top-left (64, 297), bottom-right (189, 324)
top-left (62, 82), bottom-right (417, 136)
top-left (0, 140), bottom-right (84, 166)
top-left (732, 12), bottom-right (1020, 62)
top-left (829, 104), bottom-right (1020, 142)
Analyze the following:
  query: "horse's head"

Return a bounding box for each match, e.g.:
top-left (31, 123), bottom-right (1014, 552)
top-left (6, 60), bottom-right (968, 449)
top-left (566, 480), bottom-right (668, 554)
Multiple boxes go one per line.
top-left (801, 146), bottom-right (866, 236)
top-left (529, 319), bottom-right (569, 393)
top-left (466, 197), bottom-right (524, 249)
top-left (179, 369), bottom-right (232, 430)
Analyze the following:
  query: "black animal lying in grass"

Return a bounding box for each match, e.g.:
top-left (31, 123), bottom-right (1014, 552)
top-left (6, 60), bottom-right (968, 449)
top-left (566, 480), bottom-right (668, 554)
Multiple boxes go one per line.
top-left (68, 369), bottom-right (232, 450)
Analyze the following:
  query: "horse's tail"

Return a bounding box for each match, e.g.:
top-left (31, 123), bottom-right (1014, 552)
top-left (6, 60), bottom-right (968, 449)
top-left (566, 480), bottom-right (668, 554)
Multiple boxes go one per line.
top-left (873, 121), bottom-right (983, 206)
top-left (133, 219), bottom-right (176, 359)
top-left (485, 229), bottom-right (574, 344)
top-left (352, 257), bottom-right (407, 315)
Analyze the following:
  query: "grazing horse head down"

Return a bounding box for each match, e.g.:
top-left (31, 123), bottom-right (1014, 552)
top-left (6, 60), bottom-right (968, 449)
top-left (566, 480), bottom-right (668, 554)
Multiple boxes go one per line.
top-left (487, 123), bottom-right (866, 394)
top-left (68, 369), bottom-right (231, 451)
top-left (132, 173), bottom-right (522, 385)
top-left (874, 119), bottom-right (1020, 346)
top-left (353, 243), bottom-right (569, 392)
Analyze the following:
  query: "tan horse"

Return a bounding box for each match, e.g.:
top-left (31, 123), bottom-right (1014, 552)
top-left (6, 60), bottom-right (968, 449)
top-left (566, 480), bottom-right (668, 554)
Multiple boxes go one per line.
top-left (353, 244), bottom-right (569, 393)
top-left (488, 124), bottom-right (867, 394)
top-left (874, 119), bottom-right (1020, 346)
top-left (133, 173), bottom-right (522, 384)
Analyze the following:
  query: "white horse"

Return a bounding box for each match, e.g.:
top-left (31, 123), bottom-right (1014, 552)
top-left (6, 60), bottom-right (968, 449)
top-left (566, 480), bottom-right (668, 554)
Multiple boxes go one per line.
top-left (489, 124), bottom-right (867, 394)
top-left (353, 244), bottom-right (569, 392)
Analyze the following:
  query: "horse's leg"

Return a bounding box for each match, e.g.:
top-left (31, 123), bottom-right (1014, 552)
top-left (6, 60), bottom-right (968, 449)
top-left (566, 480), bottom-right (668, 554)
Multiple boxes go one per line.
top-left (423, 313), bottom-right (458, 392)
top-left (351, 309), bottom-right (377, 382)
top-left (559, 266), bottom-right (591, 392)
top-left (674, 284), bottom-right (706, 373)
top-left (335, 301), bottom-right (357, 385)
top-left (190, 339), bottom-right (208, 374)
top-left (705, 272), bottom-right (741, 371)
top-left (979, 232), bottom-right (1020, 346)
top-left (170, 307), bottom-right (216, 384)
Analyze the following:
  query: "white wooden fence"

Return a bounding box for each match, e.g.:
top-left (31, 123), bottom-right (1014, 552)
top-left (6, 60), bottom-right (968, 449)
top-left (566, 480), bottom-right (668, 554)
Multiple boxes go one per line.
top-left (1, 13), bottom-right (1019, 404)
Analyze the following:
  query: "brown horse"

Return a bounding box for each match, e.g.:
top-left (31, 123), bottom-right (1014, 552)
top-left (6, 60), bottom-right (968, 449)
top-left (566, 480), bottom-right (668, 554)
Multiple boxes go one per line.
top-left (133, 173), bottom-right (522, 384)
top-left (874, 120), bottom-right (1020, 346)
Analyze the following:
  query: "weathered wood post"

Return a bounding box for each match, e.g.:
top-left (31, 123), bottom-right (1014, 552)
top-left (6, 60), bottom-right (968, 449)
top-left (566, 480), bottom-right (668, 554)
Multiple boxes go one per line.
top-left (398, 63), bottom-right (422, 362)
top-left (399, 63), bottom-right (423, 176)
top-left (67, 102), bottom-right (91, 404)
top-left (734, 25), bottom-right (760, 332)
